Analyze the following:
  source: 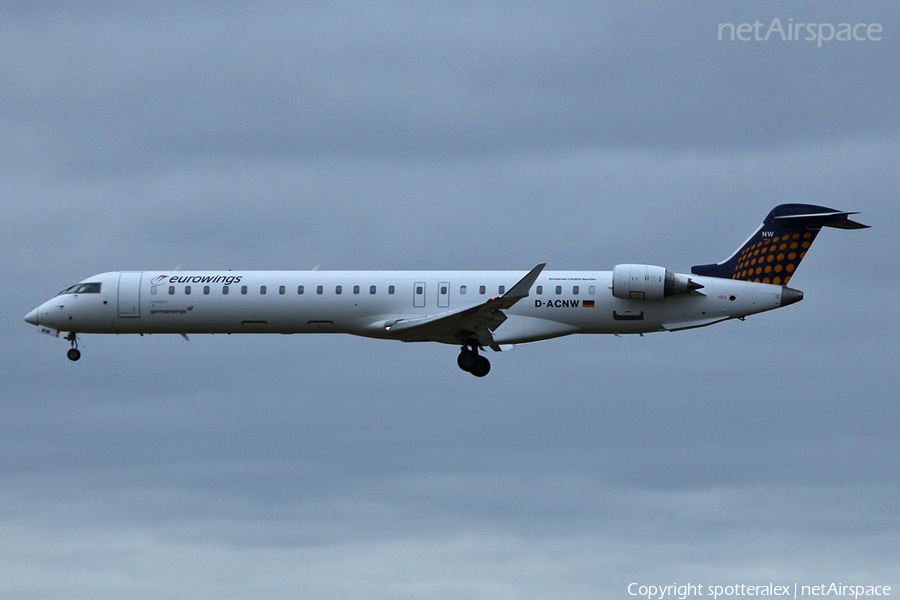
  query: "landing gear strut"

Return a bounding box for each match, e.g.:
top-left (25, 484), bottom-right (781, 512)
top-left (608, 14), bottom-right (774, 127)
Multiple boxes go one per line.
top-left (65, 332), bottom-right (81, 362)
top-left (457, 343), bottom-right (490, 377)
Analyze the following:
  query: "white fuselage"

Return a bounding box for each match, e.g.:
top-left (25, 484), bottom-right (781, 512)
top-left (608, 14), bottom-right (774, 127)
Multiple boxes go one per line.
top-left (27, 269), bottom-right (791, 345)
top-left (27, 201), bottom-right (861, 374)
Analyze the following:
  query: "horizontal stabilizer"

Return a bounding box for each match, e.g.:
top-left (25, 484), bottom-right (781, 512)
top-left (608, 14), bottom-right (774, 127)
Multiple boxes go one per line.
top-left (773, 210), bottom-right (870, 230)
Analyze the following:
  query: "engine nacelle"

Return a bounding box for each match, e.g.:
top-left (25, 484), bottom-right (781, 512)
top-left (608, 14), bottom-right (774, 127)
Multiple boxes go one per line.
top-left (612, 264), bottom-right (703, 300)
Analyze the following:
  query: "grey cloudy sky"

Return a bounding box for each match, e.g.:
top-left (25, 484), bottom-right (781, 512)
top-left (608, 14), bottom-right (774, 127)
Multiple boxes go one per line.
top-left (3, 1), bottom-right (898, 598)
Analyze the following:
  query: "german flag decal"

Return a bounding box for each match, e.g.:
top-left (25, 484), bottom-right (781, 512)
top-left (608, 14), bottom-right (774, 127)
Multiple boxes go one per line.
top-left (583, 300), bottom-right (595, 308)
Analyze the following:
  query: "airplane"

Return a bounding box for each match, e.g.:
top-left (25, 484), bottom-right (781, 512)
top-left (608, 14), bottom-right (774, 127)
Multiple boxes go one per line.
top-left (25, 204), bottom-right (867, 376)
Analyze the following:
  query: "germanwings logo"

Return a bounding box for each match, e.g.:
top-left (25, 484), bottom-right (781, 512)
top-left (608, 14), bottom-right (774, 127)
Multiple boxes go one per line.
top-left (149, 306), bottom-right (194, 316)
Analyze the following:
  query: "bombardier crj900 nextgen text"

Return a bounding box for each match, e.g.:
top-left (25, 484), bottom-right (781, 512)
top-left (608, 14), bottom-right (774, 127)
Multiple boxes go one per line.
top-left (25, 204), bottom-right (867, 377)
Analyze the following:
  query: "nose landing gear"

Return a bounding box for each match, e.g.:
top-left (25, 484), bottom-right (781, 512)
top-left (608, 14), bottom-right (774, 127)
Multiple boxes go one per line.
top-left (65, 332), bottom-right (81, 361)
top-left (457, 344), bottom-right (490, 377)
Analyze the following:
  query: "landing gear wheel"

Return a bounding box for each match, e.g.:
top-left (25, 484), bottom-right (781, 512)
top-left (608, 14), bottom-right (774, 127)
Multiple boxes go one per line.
top-left (64, 332), bottom-right (81, 361)
top-left (470, 355), bottom-right (491, 378)
top-left (457, 340), bottom-right (492, 377)
top-left (457, 349), bottom-right (478, 372)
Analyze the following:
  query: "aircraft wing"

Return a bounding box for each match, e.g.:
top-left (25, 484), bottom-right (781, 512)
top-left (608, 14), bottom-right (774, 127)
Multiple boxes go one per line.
top-left (386, 263), bottom-right (546, 348)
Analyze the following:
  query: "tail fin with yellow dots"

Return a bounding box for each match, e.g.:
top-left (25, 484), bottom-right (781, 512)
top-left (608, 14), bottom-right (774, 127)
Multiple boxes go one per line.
top-left (691, 204), bottom-right (868, 285)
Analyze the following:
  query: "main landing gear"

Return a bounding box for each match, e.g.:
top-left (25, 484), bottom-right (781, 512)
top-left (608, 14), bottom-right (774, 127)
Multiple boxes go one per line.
top-left (65, 332), bottom-right (81, 361)
top-left (457, 344), bottom-right (490, 377)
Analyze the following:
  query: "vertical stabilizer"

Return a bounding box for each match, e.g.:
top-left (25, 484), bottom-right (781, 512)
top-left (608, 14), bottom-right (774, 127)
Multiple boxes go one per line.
top-left (691, 204), bottom-right (868, 284)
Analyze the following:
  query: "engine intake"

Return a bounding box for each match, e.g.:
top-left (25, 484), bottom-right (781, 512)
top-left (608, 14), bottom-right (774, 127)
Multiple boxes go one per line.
top-left (612, 264), bottom-right (703, 300)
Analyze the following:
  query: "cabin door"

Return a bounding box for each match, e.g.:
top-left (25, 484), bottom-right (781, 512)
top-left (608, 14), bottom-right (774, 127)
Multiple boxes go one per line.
top-left (118, 272), bottom-right (142, 318)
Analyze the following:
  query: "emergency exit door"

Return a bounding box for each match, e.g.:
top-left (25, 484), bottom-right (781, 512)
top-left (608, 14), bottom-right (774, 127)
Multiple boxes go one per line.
top-left (414, 282), bottom-right (426, 308)
top-left (438, 282), bottom-right (450, 308)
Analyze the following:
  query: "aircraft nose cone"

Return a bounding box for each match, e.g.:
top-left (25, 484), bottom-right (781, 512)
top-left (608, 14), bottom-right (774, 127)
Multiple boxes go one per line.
top-left (780, 286), bottom-right (804, 307)
top-left (24, 308), bottom-right (40, 325)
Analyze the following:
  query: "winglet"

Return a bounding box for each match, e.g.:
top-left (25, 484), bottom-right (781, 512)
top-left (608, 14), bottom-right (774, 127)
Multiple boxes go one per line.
top-left (496, 263), bottom-right (545, 308)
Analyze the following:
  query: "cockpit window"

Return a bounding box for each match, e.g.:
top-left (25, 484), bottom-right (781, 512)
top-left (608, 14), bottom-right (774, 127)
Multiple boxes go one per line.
top-left (59, 282), bottom-right (101, 295)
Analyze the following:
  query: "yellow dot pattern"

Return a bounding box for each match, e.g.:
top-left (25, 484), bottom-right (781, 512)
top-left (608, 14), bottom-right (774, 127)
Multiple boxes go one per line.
top-left (731, 230), bottom-right (820, 284)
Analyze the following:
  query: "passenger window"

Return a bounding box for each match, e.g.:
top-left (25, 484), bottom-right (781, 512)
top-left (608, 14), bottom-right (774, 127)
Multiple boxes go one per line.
top-left (370, 285), bottom-right (376, 294)
top-left (151, 287), bottom-right (157, 296)
top-left (353, 285), bottom-right (360, 295)
top-left (241, 286), bottom-right (248, 295)
top-left (499, 286), bottom-right (505, 294)
top-left (203, 286), bottom-right (210, 295)
top-left (460, 285), bottom-right (466, 294)
top-left (168, 286), bottom-right (175, 295)
top-left (223, 286), bottom-right (229, 295)
top-left (555, 286), bottom-right (562, 295)
top-left (185, 286), bottom-right (191, 295)
top-left (573, 286), bottom-right (579, 295)
top-left (317, 285), bottom-right (323, 295)
top-left (388, 285), bottom-right (395, 295)
top-left (260, 285), bottom-right (267, 295)
top-left (536, 285), bottom-right (542, 295)
top-left (336, 285), bottom-right (342, 295)
top-left (298, 285), bottom-right (304, 295)
top-left (589, 285), bottom-right (596, 295)
top-left (279, 285), bottom-right (285, 295)
top-left (479, 285), bottom-right (486, 294)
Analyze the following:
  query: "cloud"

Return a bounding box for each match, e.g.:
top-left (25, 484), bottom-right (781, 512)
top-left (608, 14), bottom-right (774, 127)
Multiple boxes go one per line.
top-left (3, 1), bottom-right (898, 178)
top-left (2, 2), bottom-right (898, 598)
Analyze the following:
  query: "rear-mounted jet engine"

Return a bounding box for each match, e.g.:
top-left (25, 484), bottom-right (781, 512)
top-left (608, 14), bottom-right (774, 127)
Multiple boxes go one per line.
top-left (611, 264), bottom-right (704, 300)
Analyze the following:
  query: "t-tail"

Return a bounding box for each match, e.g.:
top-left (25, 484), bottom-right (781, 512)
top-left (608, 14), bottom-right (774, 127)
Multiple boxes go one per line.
top-left (691, 204), bottom-right (869, 285)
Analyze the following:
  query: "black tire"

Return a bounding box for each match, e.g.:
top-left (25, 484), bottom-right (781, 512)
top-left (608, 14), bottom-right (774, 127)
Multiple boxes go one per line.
top-left (471, 356), bottom-right (491, 377)
top-left (457, 350), bottom-right (477, 372)
top-left (67, 348), bottom-right (81, 361)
